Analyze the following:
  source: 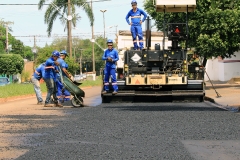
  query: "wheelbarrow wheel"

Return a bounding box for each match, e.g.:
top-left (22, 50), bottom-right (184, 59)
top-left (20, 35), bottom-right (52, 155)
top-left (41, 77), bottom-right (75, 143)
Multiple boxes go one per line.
top-left (71, 96), bottom-right (84, 107)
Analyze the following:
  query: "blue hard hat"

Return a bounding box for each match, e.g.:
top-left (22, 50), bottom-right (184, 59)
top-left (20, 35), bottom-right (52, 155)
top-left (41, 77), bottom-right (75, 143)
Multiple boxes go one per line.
top-left (131, 0), bottom-right (137, 4)
top-left (52, 50), bottom-right (60, 57)
top-left (107, 39), bottom-right (113, 44)
top-left (60, 50), bottom-right (68, 56)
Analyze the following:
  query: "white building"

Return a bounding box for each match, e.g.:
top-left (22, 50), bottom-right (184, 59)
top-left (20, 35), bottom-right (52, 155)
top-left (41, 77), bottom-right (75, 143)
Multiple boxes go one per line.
top-left (205, 52), bottom-right (240, 81)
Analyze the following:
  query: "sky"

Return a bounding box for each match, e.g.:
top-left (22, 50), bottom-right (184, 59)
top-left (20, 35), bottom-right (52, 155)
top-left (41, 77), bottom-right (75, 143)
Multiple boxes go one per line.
top-left (0, 0), bottom-right (153, 48)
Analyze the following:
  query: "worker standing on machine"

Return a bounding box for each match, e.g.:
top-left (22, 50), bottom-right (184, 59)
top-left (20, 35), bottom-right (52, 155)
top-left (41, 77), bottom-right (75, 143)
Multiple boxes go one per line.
top-left (102, 39), bottom-right (119, 95)
top-left (125, 0), bottom-right (147, 50)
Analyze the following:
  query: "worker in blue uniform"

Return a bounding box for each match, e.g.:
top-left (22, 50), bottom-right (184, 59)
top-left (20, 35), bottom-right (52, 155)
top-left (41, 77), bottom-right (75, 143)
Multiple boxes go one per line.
top-left (43, 50), bottom-right (63, 107)
top-left (125, 0), bottom-right (147, 50)
top-left (102, 39), bottom-right (119, 95)
top-left (56, 50), bottom-right (71, 102)
top-left (31, 63), bottom-right (45, 105)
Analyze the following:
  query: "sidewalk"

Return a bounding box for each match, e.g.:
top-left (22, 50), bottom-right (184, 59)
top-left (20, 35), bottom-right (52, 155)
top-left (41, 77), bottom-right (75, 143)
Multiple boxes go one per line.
top-left (205, 81), bottom-right (240, 112)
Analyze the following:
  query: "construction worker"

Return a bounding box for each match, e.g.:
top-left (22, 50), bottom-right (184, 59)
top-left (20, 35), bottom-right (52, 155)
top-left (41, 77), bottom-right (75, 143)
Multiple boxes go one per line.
top-left (102, 39), bottom-right (119, 95)
top-left (126, 0), bottom-right (147, 50)
top-left (31, 63), bottom-right (45, 105)
top-left (56, 50), bottom-right (72, 102)
top-left (43, 50), bottom-right (63, 107)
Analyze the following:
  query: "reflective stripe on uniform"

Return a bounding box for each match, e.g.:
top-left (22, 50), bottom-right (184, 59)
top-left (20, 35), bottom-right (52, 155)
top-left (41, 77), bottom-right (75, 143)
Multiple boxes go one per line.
top-left (133, 40), bottom-right (137, 42)
top-left (57, 96), bottom-right (71, 98)
top-left (131, 16), bottom-right (141, 18)
top-left (112, 83), bottom-right (117, 85)
top-left (104, 83), bottom-right (109, 85)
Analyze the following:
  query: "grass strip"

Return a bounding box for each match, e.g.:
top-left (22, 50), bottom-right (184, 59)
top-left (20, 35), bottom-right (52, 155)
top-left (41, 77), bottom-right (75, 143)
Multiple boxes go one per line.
top-left (0, 76), bottom-right (102, 98)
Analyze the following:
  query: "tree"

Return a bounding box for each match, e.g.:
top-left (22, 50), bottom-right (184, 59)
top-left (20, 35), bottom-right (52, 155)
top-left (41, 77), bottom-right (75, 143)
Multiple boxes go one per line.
top-left (144, 0), bottom-right (240, 66)
top-left (11, 39), bottom-right (24, 57)
top-left (0, 25), bottom-right (25, 57)
top-left (0, 54), bottom-right (24, 75)
top-left (24, 46), bottom-right (34, 61)
top-left (38, 0), bottom-right (94, 57)
top-left (35, 45), bottom-right (79, 74)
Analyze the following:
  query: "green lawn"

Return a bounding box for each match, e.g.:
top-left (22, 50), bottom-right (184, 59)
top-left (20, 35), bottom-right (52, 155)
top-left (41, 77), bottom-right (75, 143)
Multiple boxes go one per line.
top-left (0, 77), bottom-right (102, 98)
top-left (80, 76), bottom-right (102, 87)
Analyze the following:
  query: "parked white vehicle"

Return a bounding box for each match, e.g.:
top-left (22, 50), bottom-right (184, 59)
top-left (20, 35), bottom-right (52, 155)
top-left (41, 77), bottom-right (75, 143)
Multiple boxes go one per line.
top-left (82, 74), bottom-right (87, 79)
top-left (74, 75), bottom-right (83, 81)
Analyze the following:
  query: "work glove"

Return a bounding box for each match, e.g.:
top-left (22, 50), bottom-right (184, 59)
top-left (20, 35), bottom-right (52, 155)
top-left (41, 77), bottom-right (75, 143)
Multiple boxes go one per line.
top-left (54, 61), bottom-right (60, 66)
top-left (70, 75), bottom-right (74, 81)
top-left (107, 57), bottom-right (113, 62)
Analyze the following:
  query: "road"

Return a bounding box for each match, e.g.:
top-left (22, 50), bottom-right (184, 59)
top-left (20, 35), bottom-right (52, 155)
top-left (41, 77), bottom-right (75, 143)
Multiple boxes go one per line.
top-left (0, 86), bottom-right (239, 160)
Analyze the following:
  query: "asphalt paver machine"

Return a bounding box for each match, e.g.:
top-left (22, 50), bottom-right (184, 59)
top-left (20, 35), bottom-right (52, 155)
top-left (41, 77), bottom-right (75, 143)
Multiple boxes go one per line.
top-left (101, 0), bottom-right (205, 103)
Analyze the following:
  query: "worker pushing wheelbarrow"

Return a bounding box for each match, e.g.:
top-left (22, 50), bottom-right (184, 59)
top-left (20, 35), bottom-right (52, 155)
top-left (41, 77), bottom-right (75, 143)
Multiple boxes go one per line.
top-left (58, 66), bottom-right (85, 107)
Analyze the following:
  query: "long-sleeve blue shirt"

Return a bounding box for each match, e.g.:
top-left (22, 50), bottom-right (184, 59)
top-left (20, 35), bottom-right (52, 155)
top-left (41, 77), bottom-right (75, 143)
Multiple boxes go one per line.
top-left (33, 63), bottom-right (45, 80)
top-left (56, 58), bottom-right (68, 78)
top-left (126, 8), bottom-right (147, 26)
top-left (43, 57), bottom-right (57, 80)
top-left (102, 48), bottom-right (119, 68)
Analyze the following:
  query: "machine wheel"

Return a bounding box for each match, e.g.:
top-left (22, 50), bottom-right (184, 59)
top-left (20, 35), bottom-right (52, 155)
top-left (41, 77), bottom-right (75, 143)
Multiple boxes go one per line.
top-left (71, 96), bottom-right (84, 107)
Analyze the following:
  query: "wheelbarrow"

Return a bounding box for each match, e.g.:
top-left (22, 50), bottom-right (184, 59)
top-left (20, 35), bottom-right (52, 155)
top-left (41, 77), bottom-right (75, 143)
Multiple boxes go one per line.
top-left (58, 67), bottom-right (85, 107)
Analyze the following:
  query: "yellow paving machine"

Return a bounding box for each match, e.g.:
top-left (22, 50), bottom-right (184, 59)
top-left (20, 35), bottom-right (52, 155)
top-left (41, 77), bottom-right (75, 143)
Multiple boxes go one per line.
top-left (102, 0), bottom-right (205, 103)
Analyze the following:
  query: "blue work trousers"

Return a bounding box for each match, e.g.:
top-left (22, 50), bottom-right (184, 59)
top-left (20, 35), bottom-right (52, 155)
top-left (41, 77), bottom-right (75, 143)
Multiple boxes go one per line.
top-left (131, 25), bottom-right (144, 50)
top-left (56, 77), bottom-right (71, 101)
top-left (44, 78), bottom-right (58, 104)
top-left (31, 76), bottom-right (43, 103)
top-left (104, 66), bottom-right (118, 91)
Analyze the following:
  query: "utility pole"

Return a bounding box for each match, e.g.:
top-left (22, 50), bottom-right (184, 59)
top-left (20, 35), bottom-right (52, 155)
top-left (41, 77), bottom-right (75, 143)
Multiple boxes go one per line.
top-left (32, 36), bottom-right (37, 72)
top-left (74, 47), bottom-right (76, 60)
top-left (79, 49), bottom-right (84, 75)
top-left (100, 10), bottom-right (107, 48)
top-left (91, 0), bottom-right (96, 75)
top-left (67, 0), bottom-right (73, 58)
top-left (4, 21), bottom-right (14, 53)
top-left (109, 25), bottom-right (118, 49)
top-left (34, 35), bottom-right (36, 49)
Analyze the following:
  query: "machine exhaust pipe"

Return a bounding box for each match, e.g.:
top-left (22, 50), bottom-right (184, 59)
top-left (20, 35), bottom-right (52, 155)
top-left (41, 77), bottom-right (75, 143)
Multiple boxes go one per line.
top-left (145, 16), bottom-right (151, 50)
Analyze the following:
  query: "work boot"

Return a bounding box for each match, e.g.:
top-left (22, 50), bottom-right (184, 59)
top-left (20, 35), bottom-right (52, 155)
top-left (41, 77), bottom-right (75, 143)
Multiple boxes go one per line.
top-left (112, 91), bottom-right (118, 95)
top-left (44, 103), bottom-right (54, 107)
top-left (54, 103), bottom-right (63, 107)
top-left (102, 91), bottom-right (107, 94)
top-left (37, 102), bottom-right (43, 105)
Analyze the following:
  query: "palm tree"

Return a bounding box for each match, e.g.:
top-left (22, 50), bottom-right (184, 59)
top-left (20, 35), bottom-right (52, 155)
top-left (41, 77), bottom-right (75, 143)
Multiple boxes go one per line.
top-left (38, 0), bottom-right (94, 57)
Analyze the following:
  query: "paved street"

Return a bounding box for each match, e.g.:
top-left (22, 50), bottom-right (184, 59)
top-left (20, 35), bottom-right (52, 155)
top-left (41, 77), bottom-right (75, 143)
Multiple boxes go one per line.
top-left (0, 86), bottom-right (240, 160)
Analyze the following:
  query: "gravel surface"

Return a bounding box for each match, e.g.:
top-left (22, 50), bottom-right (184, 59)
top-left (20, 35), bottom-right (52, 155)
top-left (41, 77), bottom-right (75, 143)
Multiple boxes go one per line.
top-left (1, 101), bottom-right (235, 160)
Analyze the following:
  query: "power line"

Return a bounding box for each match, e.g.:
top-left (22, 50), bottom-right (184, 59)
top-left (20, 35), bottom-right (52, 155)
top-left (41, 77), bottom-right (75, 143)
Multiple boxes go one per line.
top-left (0, 0), bottom-right (110, 5)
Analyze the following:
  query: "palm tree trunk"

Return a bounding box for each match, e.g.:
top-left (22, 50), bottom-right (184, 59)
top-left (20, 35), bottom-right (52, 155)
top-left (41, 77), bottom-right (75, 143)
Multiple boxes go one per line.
top-left (91, 0), bottom-right (95, 74)
top-left (67, 0), bottom-right (72, 58)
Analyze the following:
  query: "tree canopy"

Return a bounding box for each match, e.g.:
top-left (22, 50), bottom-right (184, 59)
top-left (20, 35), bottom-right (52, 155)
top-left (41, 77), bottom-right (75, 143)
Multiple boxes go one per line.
top-left (0, 25), bottom-right (33, 61)
top-left (144, 0), bottom-right (240, 65)
top-left (35, 36), bottom-right (106, 75)
top-left (38, 0), bottom-right (94, 36)
top-left (0, 54), bottom-right (24, 75)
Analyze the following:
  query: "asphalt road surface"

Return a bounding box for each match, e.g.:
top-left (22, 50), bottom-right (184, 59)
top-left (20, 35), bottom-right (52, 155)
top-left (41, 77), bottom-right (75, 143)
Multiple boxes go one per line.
top-left (0, 86), bottom-right (239, 160)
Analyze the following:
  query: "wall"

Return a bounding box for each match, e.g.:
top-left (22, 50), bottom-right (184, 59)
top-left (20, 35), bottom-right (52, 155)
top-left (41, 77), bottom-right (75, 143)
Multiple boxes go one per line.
top-left (22, 61), bottom-right (34, 82)
top-left (205, 52), bottom-right (240, 81)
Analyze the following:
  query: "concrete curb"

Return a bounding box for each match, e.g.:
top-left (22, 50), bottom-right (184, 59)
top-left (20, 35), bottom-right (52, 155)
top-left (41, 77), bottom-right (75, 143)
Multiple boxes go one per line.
top-left (0, 86), bottom-right (93, 104)
top-left (204, 96), bottom-right (240, 112)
